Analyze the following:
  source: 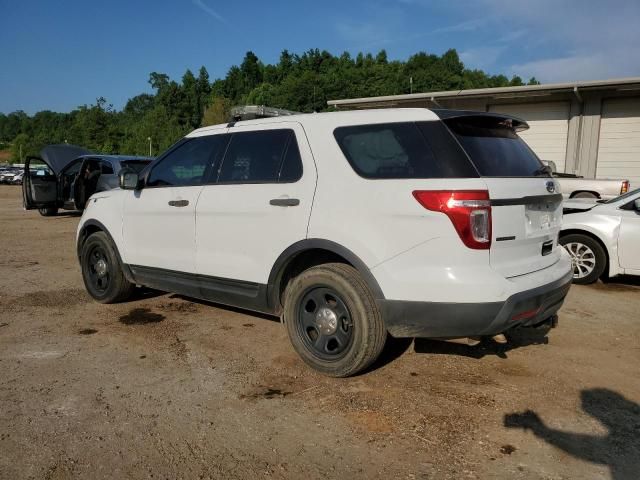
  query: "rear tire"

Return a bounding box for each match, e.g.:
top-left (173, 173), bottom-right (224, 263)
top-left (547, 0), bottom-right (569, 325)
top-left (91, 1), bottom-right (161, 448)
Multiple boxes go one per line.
top-left (38, 206), bottom-right (58, 216)
top-left (560, 233), bottom-right (607, 284)
top-left (283, 263), bottom-right (386, 377)
top-left (81, 232), bottom-right (134, 303)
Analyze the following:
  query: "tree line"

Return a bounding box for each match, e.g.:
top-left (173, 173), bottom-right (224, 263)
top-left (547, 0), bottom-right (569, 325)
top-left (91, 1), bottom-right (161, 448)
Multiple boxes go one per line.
top-left (0, 48), bottom-right (538, 163)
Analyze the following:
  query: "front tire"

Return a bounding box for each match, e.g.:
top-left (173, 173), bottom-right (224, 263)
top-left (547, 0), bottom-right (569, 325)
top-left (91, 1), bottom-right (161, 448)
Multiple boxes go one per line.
top-left (81, 232), bottom-right (134, 303)
top-left (560, 233), bottom-right (607, 284)
top-left (283, 263), bottom-right (386, 377)
top-left (38, 206), bottom-right (58, 216)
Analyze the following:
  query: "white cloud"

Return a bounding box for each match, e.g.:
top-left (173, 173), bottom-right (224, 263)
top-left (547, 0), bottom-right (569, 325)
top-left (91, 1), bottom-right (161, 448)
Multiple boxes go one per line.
top-left (192, 0), bottom-right (226, 23)
top-left (460, 46), bottom-right (507, 69)
top-left (510, 52), bottom-right (640, 83)
top-left (432, 17), bottom-right (488, 34)
top-left (478, 0), bottom-right (640, 81)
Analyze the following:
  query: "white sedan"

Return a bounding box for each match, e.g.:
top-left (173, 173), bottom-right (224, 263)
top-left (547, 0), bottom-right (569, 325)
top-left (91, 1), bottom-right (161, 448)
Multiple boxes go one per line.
top-left (560, 188), bottom-right (640, 284)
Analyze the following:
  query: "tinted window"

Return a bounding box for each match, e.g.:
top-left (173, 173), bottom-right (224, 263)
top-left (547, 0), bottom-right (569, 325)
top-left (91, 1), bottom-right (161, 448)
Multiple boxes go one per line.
top-left (445, 116), bottom-right (546, 177)
top-left (147, 135), bottom-right (227, 187)
top-left (334, 122), bottom-right (477, 179)
top-left (98, 161), bottom-right (114, 174)
top-left (279, 137), bottom-right (303, 182)
top-left (218, 129), bottom-right (291, 183)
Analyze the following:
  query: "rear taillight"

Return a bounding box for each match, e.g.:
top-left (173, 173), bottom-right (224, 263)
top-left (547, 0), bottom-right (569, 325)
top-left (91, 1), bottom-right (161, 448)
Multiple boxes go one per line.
top-left (621, 181), bottom-right (629, 195)
top-left (412, 190), bottom-right (492, 249)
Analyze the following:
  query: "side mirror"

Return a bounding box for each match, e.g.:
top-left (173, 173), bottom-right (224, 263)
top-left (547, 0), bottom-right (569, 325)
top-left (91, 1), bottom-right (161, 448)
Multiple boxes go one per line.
top-left (119, 170), bottom-right (141, 190)
top-left (634, 198), bottom-right (640, 211)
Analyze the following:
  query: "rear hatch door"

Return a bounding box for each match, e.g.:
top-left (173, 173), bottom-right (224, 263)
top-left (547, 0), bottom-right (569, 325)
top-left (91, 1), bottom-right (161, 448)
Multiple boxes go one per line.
top-left (443, 114), bottom-right (562, 278)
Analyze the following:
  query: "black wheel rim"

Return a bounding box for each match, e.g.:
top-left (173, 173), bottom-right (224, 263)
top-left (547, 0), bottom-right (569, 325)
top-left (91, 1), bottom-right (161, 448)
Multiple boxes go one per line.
top-left (86, 245), bottom-right (110, 293)
top-left (297, 287), bottom-right (353, 360)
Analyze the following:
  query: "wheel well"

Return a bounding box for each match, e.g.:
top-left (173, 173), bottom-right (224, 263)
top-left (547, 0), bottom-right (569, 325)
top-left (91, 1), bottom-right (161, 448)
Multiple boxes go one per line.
top-left (569, 190), bottom-right (600, 199)
top-left (275, 249), bottom-right (353, 309)
top-left (77, 224), bottom-right (103, 258)
top-left (560, 229), bottom-right (610, 276)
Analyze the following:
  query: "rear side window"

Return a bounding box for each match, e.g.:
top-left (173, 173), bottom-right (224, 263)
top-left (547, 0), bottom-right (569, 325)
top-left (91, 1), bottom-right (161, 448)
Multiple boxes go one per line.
top-left (217, 129), bottom-right (301, 183)
top-left (147, 135), bottom-right (227, 187)
top-left (445, 116), bottom-right (546, 177)
top-left (334, 122), bottom-right (477, 179)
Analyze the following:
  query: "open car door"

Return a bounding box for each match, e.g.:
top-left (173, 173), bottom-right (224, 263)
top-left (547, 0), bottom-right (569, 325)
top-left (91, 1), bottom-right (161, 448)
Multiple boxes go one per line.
top-left (22, 144), bottom-right (92, 210)
top-left (22, 156), bottom-right (58, 209)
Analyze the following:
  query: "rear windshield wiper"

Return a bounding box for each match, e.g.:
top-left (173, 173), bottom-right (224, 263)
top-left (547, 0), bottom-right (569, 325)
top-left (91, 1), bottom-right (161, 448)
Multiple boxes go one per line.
top-left (533, 165), bottom-right (552, 176)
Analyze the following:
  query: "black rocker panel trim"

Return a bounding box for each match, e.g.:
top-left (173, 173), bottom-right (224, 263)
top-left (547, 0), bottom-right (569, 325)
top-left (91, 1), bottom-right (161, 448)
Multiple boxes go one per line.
top-left (128, 265), bottom-right (273, 314)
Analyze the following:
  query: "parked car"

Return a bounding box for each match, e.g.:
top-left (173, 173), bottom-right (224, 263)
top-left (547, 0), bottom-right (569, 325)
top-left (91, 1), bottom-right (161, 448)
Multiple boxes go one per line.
top-left (11, 172), bottom-right (24, 185)
top-left (541, 160), bottom-right (630, 200)
top-left (560, 188), bottom-right (640, 284)
top-left (23, 144), bottom-right (153, 216)
top-left (0, 168), bottom-right (20, 184)
top-left (75, 109), bottom-right (572, 377)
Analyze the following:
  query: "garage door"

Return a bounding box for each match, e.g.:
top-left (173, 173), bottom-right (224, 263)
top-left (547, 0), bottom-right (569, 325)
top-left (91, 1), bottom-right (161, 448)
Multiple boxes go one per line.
top-left (489, 102), bottom-right (570, 172)
top-left (597, 97), bottom-right (640, 186)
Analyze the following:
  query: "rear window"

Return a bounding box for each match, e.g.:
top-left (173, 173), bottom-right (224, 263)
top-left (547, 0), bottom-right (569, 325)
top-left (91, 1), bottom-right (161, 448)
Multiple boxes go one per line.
top-left (334, 122), bottom-right (477, 179)
top-left (445, 116), bottom-right (547, 177)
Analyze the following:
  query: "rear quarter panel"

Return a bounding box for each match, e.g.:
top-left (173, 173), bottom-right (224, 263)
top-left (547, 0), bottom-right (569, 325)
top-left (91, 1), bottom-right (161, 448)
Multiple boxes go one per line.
top-left (302, 112), bottom-right (500, 301)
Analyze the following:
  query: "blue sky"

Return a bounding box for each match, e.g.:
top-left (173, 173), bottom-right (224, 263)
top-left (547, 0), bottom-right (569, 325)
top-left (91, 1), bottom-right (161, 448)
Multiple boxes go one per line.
top-left (1, 0), bottom-right (639, 114)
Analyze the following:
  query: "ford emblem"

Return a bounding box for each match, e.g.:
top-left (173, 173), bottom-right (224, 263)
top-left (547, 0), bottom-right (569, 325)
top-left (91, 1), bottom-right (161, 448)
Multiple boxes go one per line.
top-left (546, 181), bottom-right (555, 193)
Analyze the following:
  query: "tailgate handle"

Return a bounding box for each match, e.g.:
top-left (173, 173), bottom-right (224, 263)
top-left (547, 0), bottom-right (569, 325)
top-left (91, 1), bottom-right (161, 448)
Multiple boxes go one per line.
top-left (168, 200), bottom-right (189, 207)
top-left (541, 240), bottom-right (553, 256)
top-left (270, 198), bottom-right (300, 207)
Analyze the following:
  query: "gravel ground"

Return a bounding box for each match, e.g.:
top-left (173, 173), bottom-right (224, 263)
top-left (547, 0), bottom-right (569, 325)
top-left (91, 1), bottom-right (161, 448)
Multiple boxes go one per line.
top-left (1, 185), bottom-right (639, 480)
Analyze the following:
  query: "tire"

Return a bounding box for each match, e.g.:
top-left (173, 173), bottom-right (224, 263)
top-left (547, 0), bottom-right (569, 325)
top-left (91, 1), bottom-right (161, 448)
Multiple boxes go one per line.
top-left (80, 232), bottom-right (134, 303)
top-left (560, 233), bottom-right (607, 285)
top-left (283, 263), bottom-right (386, 377)
top-left (38, 206), bottom-right (58, 216)
top-left (572, 192), bottom-right (598, 199)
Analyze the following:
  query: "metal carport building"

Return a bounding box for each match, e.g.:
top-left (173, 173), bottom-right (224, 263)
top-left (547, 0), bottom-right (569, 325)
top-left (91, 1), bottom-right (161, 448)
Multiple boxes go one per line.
top-left (328, 77), bottom-right (640, 186)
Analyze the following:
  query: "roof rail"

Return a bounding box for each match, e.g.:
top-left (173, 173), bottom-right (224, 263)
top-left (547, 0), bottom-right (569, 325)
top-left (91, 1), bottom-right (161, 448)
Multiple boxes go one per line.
top-left (229, 105), bottom-right (302, 122)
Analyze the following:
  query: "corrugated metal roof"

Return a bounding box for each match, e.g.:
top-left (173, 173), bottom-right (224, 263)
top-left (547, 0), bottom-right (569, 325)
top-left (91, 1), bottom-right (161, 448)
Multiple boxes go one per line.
top-left (327, 77), bottom-right (640, 108)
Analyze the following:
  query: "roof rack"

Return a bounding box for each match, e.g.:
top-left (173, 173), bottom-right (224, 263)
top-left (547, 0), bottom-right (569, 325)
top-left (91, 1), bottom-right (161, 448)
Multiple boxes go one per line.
top-left (229, 105), bottom-right (302, 122)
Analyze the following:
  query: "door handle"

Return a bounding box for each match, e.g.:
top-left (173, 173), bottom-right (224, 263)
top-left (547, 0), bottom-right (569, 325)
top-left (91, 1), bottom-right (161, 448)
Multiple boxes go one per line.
top-left (269, 198), bottom-right (300, 207)
top-left (168, 200), bottom-right (189, 207)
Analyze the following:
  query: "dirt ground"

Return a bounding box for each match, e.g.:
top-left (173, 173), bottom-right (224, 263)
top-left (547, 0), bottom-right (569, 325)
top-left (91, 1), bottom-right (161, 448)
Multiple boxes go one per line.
top-left (1, 185), bottom-right (639, 480)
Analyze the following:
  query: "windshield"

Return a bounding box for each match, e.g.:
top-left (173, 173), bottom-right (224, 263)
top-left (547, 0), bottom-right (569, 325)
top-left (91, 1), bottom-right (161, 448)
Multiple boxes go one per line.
top-left (445, 116), bottom-right (548, 177)
top-left (603, 187), bottom-right (640, 204)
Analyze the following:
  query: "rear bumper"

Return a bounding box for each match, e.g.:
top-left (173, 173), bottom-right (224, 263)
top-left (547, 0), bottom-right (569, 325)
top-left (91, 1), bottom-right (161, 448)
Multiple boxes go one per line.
top-left (378, 268), bottom-right (573, 338)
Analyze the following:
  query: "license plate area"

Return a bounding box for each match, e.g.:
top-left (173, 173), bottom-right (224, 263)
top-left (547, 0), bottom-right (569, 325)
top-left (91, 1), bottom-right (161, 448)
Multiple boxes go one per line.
top-left (525, 202), bottom-right (561, 236)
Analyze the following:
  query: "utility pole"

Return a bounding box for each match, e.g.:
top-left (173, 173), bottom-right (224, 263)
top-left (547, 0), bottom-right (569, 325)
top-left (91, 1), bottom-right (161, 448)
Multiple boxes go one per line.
top-left (410, 76), bottom-right (413, 94)
top-left (19, 144), bottom-right (22, 162)
top-left (147, 137), bottom-right (152, 156)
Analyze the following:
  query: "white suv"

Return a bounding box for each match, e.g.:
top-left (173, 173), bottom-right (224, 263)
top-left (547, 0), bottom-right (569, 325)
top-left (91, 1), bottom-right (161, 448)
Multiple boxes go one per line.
top-left (76, 108), bottom-right (573, 377)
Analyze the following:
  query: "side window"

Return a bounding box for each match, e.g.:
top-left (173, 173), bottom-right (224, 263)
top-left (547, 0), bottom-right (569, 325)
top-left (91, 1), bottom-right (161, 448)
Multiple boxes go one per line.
top-left (147, 135), bottom-right (228, 187)
top-left (99, 161), bottom-right (114, 174)
top-left (217, 129), bottom-right (291, 183)
top-left (279, 136), bottom-right (303, 182)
